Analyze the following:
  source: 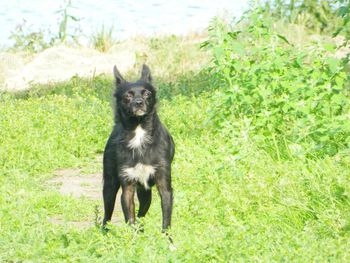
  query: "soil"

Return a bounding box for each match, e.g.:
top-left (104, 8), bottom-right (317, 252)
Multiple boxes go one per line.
top-left (49, 168), bottom-right (103, 200)
top-left (48, 166), bottom-right (122, 228)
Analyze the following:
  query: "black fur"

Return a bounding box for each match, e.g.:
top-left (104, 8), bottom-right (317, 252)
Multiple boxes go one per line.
top-left (103, 64), bottom-right (175, 231)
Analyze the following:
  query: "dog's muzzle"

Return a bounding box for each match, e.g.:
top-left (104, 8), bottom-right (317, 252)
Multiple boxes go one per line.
top-left (132, 98), bottom-right (146, 116)
top-left (134, 98), bottom-right (143, 107)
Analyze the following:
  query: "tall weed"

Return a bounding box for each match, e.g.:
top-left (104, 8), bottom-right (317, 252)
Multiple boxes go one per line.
top-left (91, 25), bottom-right (115, 52)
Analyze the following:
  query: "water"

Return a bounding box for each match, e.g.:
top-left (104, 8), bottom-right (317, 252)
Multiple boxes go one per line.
top-left (0, 0), bottom-right (249, 47)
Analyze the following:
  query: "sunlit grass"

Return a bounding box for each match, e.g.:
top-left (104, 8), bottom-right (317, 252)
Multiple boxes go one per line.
top-left (1, 69), bottom-right (349, 261)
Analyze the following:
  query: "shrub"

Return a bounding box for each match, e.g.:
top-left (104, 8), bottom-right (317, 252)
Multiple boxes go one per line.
top-left (203, 10), bottom-right (350, 157)
top-left (263, 0), bottom-right (349, 35)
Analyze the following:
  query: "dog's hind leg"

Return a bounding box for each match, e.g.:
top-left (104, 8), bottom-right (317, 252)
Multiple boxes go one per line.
top-left (137, 187), bottom-right (152, 218)
top-left (102, 136), bottom-right (120, 226)
top-left (102, 176), bottom-right (120, 226)
top-left (121, 184), bottom-right (136, 224)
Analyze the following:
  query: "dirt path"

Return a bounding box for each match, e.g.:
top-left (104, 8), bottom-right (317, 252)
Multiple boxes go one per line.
top-left (48, 166), bottom-right (122, 228)
top-left (49, 168), bottom-right (104, 200)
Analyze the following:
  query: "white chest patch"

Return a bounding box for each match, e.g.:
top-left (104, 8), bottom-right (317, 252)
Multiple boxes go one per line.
top-left (121, 163), bottom-right (156, 189)
top-left (128, 125), bottom-right (150, 151)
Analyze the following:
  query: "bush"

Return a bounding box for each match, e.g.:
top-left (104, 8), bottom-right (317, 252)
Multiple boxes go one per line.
top-left (203, 9), bottom-right (350, 157)
top-left (263, 0), bottom-right (350, 35)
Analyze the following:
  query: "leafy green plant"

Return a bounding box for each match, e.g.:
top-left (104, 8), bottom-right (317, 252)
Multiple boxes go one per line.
top-left (263, 0), bottom-right (346, 33)
top-left (9, 20), bottom-right (51, 52)
top-left (204, 9), bottom-right (350, 157)
top-left (334, 0), bottom-right (350, 48)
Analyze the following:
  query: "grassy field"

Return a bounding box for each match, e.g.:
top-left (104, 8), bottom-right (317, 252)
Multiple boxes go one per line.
top-left (1, 5), bottom-right (350, 262)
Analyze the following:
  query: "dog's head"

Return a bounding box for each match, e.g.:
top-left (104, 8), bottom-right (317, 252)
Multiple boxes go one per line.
top-left (113, 64), bottom-right (156, 118)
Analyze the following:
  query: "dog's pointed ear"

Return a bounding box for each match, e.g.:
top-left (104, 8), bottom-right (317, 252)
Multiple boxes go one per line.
top-left (140, 64), bottom-right (152, 83)
top-left (113, 65), bottom-right (126, 86)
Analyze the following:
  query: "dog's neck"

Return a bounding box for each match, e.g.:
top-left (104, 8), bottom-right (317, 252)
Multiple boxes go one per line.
top-left (116, 107), bottom-right (158, 133)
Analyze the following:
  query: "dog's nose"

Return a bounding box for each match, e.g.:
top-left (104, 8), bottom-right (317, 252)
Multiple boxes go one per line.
top-left (134, 98), bottom-right (143, 107)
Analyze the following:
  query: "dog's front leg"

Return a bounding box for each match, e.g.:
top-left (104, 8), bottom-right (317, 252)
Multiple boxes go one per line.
top-left (102, 177), bottom-right (120, 226)
top-left (121, 183), bottom-right (136, 224)
top-left (156, 175), bottom-right (173, 230)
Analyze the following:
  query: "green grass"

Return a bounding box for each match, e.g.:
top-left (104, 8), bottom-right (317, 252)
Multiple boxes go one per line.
top-left (1, 71), bottom-right (349, 262)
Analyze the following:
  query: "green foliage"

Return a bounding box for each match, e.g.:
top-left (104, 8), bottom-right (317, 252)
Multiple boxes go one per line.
top-left (204, 9), bottom-right (350, 157)
top-left (0, 78), bottom-right (111, 175)
top-left (334, 0), bottom-right (350, 42)
top-left (91, 25), bottom-right (116, 52)
top-left (9, 20), bottom-right (52, 52)
top-left (8, 0), bottom-right (80, 53)
top-left (263, 0), bottom-right (349, 34)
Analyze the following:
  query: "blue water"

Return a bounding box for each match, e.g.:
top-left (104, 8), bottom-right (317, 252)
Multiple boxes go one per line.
top-left (0, 0), bottom-right (249, 47)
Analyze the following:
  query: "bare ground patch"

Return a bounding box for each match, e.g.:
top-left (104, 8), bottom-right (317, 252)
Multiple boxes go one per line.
top-left (49, 168), bottom-right (103, 200)
top-left (48, 167), bottom-right (122, 228)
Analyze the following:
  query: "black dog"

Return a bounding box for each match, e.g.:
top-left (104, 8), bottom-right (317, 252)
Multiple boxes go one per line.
top-left (102, 64), bottom-right (175, 231)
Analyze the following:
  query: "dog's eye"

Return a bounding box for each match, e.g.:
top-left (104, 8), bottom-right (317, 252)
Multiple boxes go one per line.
top-left (123, 92), bottom-right (133, 102)
top-left (143, 90), bottom-right (152, 97)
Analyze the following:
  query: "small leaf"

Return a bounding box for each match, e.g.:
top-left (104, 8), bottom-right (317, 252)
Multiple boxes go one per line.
top-left (326, 57), bottom-right (340, 74)
top-left (338, 6), bottom-right (349, 17)
top-left (277, 34), bottom-right (291, 45)
top-left (227, 31), bottom-right (242, 39)
top-left (214, 47), bottom-right (224, 59)
top-left (332, 94), bottom-right (347, 104)
top-left (200, 40), bottom-right (210, 49)
top-left (323, 42), bottom-right (336, 52)
top-left (231, 42), bottom-right (245, 55)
